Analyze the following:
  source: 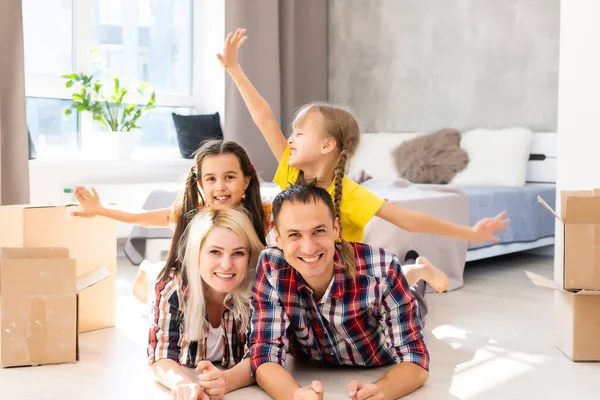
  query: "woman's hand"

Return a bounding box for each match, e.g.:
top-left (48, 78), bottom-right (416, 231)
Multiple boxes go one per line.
top-left (196, 361), bottom-right (226, 399)
top-left (216, 28), bottom-right (247, 70)
top-left (71, 185), bottom-right (103, 218)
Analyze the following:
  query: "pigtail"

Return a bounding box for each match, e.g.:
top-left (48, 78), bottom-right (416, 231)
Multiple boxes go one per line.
top-left (159, 167), bottom-right (201, 284)
top-left (332, 150), bottom-right (356, 276)
top-left (242, 165), bottom-right (267, 246)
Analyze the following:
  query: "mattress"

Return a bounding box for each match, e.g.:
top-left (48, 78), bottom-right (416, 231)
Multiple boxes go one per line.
top-left (459, 184), bottom-right (557, 250)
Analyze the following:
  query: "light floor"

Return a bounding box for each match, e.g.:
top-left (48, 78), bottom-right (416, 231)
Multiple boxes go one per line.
top-left (1, 251), bottom-right (598, 399)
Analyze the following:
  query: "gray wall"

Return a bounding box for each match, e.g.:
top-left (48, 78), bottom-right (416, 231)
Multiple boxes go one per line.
top-left (328, 0), bottom-right (560, 133)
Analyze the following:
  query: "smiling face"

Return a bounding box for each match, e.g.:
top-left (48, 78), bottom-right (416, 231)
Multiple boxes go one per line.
top-left (274, 199), bottom-right (339, 287)
top-left (198, 226), bottom-right (250, 294)
top-left (197, 153), bottom-right (250, 210)
top-left (287, 111), bottom-right (334, 169)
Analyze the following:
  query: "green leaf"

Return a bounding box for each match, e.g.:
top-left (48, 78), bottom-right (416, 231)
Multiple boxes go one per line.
top-left (114, 77), bottom-right (120, 94)
top-left (76, 104), bottom-right (88, 112)
top-left (65, 80), bottom-right (74, 88)
top-left (64, 108), bottom-right (72, 116)
top-left (72, 93), bottom-right (83, 102)
top-left (62, 73), bottom-right (78, 80)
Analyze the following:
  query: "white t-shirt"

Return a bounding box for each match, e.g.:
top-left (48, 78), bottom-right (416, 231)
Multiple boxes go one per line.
top-left (205, 324), bottom-right (223, 362)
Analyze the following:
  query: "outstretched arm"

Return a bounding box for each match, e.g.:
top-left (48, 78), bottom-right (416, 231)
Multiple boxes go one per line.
top-left (217, 28), bottom-right (288, 161)
top-left (375, 201), bottom-right (510, 243)
top-left (71, 185), bottom-right (170, 227)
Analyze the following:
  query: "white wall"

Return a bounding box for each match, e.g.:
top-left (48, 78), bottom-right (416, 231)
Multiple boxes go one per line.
top-left (555, 0), bottom-right (600, 279)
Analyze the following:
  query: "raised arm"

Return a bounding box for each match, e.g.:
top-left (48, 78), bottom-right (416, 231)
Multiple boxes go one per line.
top-left (217, 28), bottom-right (288, 161)
top-left (72, 185), bottom-right (170, 227)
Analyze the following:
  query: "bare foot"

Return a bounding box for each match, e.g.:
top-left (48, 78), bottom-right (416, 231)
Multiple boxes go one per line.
top-left (417, 256), bottom-right (449, 293)
top-left (132, 266), bottom-right (149, 303)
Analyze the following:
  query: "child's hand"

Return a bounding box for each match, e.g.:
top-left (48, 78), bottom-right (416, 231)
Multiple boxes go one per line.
top-left (216, 28), bottom-right (247, 70)
top-left (470, 211), bottom-right (510, 243)
top-left (71, 185), bottom-right (103, 218)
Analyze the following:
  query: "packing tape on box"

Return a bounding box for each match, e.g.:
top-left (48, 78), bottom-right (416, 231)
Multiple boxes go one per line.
top-left (26, 296), bottom-right (47, 365)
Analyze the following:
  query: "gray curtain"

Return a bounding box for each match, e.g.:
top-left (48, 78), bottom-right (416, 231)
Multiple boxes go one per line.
top-left (0, 0), bottom-right (29, 205)
top-left (225, 0), bottom-right (328, 180)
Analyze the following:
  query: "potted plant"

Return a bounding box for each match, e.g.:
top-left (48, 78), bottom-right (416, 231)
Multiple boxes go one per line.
top-left (62, 68), bottom-right (156, 160)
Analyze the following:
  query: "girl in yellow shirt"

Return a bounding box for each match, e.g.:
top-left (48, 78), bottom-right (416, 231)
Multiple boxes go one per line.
top-left (218, 29), bottom-right (510, 293)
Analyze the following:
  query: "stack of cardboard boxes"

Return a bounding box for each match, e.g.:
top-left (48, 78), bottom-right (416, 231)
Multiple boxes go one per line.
top-left (0, 205), bottom-right (116, 367)
top-left (529, 189), bottom-right (600, 361)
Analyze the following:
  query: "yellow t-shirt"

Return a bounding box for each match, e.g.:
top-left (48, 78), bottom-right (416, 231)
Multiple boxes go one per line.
top-left (273, 146), bottom-right (385, 243)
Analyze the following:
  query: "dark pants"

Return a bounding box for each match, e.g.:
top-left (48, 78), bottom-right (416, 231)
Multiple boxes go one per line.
top-left (403, 255), bottom-right (428, 325)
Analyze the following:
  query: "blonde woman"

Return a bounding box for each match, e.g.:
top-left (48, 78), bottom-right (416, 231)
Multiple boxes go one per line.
top-left (147, 207), bottom-right (264, 399)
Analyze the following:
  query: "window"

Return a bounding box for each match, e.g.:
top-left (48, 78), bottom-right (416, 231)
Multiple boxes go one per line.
top-left (23, 0), bottom-right (73, 76)
top-left (23, 0), bottom-right (202, 156)
top-left (91, 0), bottom-right (193, 95)
top-left (26, 98), bottom-right (78, 149)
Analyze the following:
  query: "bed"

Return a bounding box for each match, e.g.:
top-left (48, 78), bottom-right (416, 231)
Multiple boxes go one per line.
top-left (345, 130), bottom-right (557, 291)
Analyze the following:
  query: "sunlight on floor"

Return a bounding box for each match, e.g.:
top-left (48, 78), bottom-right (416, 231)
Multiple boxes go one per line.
top-left (432, 324), bottom-right (551, 399)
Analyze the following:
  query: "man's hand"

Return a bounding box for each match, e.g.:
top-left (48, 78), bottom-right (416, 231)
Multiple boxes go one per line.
top-left (171, 382), bottom-right (208, 400)
top-left (196, 361), bottom-right (226, 399)
top-left (347, 380), bottom-right (384, 400)
top-left (294, 380), bottom-right (324, 400)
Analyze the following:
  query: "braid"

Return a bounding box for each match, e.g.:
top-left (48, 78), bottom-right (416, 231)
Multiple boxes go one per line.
top-left (159, 169), bottom-right (200, 285)
top-left (332, 150), bottom-right (347, 225)
top-left (332, 150), bottom-right (356, 276)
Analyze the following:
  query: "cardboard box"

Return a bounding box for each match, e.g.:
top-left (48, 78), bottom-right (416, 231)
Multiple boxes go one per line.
top-left (538, 190), bottom-right (600, 290)
top-left (0, 248), bottom-right (110, 368)
top-left (0, 205), bottom-right (116, 332)
top-left (527, 271), bottom-right (600, 361)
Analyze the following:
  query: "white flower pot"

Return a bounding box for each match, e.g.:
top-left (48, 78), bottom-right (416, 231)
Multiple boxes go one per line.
top-left (81, 130), bottom-right (141, 160)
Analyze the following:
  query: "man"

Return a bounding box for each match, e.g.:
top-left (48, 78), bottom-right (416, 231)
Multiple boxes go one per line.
top-left (249, 184), bottom-right (429, 399)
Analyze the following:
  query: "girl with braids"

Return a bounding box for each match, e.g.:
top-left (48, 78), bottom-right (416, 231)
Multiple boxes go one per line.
top-left (148, 208), bottom-right (264, 398)
top-left (72, 139), bottom-right (272, 301)
top-left (218, 28), bottom-right (510, 293)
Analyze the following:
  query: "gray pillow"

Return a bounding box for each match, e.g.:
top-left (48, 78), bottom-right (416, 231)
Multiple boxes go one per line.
top-left (392, 128), bottom-right (469, 184)
top-left (347, 169), bottom-right (373, 184)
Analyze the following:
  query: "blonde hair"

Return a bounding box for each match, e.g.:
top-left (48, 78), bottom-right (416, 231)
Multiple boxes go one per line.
top-left (178, 207), bottom-right (264, 345)
top-left (291, 102), bottom-right (360, 273)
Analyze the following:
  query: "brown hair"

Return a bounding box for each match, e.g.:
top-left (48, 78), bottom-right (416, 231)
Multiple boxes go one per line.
top-left (272, 184), bottom-right (356, 276)
top-left (291, 102), bottom-right (361, 271)
top-left (160, 139), bottom-right (267, 283)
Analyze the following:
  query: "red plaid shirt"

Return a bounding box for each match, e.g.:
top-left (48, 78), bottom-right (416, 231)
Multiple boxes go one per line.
top-left (249, 243), bottom-right (429, 375)
top-left (147, 270), bottom-right (248, 368)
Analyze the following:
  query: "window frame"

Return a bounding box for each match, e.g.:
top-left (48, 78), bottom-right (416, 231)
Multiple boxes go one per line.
top-left (24, 0), bottom-right (223, 153)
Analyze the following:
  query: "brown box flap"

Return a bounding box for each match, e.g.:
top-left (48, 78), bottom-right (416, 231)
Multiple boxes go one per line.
top-left (563, 197), bottom-right (600, 224)
top-left (538, 190), bottom-right (600, 223)
top-left (0, 247), bottom-right (69, 260)
top-left (76, 268), bottom-right (111, 293)
top-left (526, 271), bottom-right (562, 291)
top-left (526, 271), bottom-right (600, 296)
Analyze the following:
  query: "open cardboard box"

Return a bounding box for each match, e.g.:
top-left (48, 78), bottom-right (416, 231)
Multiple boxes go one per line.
top-left (526, 271), bottom-right (600, 361)
top-left (0, 204), bottom-right (116, 332)
top-left (0, 247), bottom-right (110, 368)
top-left (538, 189), bottom-right (600, 290)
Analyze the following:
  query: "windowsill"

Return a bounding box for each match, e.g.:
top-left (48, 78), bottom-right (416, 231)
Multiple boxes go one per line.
top-left (29, 147), bottom-right (192, 168)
